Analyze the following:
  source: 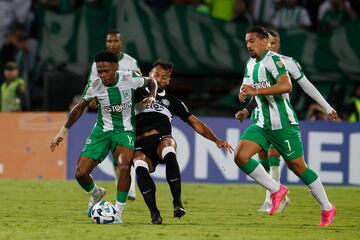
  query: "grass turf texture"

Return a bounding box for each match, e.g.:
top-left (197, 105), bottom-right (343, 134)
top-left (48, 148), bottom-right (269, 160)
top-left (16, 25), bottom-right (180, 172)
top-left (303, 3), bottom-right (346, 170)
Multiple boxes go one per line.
top-left (0, 180), bottom-right (359, 240)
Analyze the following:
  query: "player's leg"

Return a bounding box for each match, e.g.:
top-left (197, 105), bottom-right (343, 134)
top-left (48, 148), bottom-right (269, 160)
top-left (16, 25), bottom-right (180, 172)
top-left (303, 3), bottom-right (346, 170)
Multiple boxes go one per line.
top-left (133, 151), bottom-right (162, 224)
top-left (271, 126), bottom-right (335, 226)
top-left (286, 156), bottom-right (335, 226)
top-left (268, 147), bottom-right (290, 213)
top-left (257, 150), bottom-right (272, 212)
top-left (112, 144), bottom-right (134, 223)
top-left (157, 136), bottom-right (185, 218)
top-left (112, 154), bottom-right (136, 201)
top-left (79, 128), bottom-right (111, 216)
top-left (111, 131), bottom-right (136, 223)
top-left (235, 124), bottom-right (288, 215)
top-left (75, 156), bottom-right (106, 216)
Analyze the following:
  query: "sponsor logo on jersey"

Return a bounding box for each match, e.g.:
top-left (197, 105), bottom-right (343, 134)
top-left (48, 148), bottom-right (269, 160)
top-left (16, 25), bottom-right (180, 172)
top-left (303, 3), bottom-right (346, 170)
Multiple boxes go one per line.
top-left (103, 102), bottom-right (132, 113)
top-left (253, 81), bottom-right (271, 89)
top-left (121, 89), bottom-right (131, 101)
top-left (161, 99), bottom-right (170, 107)
top-left (145, 102), bottom-right (165, 111)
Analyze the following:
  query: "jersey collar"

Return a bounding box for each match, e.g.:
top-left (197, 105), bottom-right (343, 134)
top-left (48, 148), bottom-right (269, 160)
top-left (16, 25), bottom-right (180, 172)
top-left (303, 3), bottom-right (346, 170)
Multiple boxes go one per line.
top-left (256, 50), bottom-right (269, 63)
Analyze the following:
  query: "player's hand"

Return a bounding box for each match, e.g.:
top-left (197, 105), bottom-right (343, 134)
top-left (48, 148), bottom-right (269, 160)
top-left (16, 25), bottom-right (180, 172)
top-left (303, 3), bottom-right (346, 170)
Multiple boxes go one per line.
top-left (216, 140), bottom-right (235, 153)
top-left (89, 98), bottom-right (98, 109)
top-left (241, 85), bottom-right (257, 96)
top-left (50, 127), bottom-right (68, 152)
top-left (327, 109), bottom-right (339, 121)
top-left (235, 109), bottom-right (249, 122)
top-left (238, 92), bottom-right (247, 103)
top-left (142, 95), bottom-right (156, 105)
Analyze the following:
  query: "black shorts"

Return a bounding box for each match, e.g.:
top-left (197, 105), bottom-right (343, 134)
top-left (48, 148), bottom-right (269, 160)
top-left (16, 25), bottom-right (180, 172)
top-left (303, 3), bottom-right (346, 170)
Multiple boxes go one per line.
top-left (134, 134), bottom-right (172, 168)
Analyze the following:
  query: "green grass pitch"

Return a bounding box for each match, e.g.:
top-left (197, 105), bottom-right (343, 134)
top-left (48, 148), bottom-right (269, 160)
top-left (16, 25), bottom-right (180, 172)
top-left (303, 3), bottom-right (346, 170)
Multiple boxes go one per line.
top-left (0, 180), bottom-right (359, 240)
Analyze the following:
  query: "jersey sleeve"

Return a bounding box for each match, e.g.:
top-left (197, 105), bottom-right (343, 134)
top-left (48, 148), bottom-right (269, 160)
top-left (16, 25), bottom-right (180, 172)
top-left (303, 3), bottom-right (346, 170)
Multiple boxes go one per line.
top-left (242, 64), bottom-right (251, 85)
top-left (287, 58), bottom-right (304, 81)
top-left (88, 62), bottom-right (98, 81)
top-left (267, 55), bottom-right (288, 80)
top-left (130, 73), bottom-right (147, 89)
top-left (172, 96), bottom-right (192, 121)
top-left (82, 79), bottom-right (95, 102)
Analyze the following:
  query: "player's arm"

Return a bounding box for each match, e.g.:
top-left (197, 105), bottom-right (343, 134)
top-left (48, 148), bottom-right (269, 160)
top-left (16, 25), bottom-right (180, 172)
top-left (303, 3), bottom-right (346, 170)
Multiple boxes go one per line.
top-left (186, 115), bottom-right (234, 153)
top-left (235, 97), bottom-right (257, 121)
top-left (297, 76), bottom-right (338, 120)
top-left (50, 99), bottom-right (90, 152)
top-left (141, 77), bottom-right (158, 105)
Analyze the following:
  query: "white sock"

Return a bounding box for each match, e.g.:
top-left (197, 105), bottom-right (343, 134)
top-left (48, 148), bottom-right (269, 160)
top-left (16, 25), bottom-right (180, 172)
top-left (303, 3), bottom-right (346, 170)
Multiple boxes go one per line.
top-left (264, 190), bottom-right (271, 204)
top-left (248, 164), bottom-right (280, 193)
top-left (115, 201), bottom-right (126, 215)
top-left (270, 166), bottom-right (280, 183)
top-left (129, 166), bottom-right (136, 194)
top-left (308, 178), bottom-right (332, 210)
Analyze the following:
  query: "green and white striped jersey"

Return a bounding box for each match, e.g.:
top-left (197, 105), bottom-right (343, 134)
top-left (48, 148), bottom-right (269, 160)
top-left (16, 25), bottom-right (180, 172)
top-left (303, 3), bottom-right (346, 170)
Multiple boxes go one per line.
top-left (89, 53), bottom-right (139, 81)
top-left (243, 50), bottom-right (298, 130)
top-left (82, 71), bottom-right (146, 132)
top-left (280, 54), bottom-right (305, 81)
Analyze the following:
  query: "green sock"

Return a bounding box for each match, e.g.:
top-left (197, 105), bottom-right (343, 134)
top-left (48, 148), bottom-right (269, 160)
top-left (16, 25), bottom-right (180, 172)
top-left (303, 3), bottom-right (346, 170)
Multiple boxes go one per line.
top-left (80, 181), bottom-right (95, 193)
top-left (299, 168), bottom-right (318, 185)
top-left (239, 158), bottom-right (260, 175)
top-left (268, 156), bottom-right (280, 167)
top-left (260, 158), bottom-right (270, 172)
top-left (117, 191), bottom-right (128, 203)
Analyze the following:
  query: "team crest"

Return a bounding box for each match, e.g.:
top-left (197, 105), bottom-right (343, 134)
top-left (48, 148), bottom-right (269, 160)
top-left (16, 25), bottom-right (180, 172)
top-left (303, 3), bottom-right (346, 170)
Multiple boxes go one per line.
top-left (276, 60), bottom-right (283, 68)
top-left (161, 99), bottom-right (170, 107)
top-left (121, 89), bottom-right (131, 100)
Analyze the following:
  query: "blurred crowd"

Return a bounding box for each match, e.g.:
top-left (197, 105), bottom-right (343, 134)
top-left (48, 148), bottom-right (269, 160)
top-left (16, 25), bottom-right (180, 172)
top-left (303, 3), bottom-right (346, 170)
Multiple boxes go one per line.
top-left (0, 0), bottom-right (359, 122)
top-left (155, 0), bottom-right (359, 32)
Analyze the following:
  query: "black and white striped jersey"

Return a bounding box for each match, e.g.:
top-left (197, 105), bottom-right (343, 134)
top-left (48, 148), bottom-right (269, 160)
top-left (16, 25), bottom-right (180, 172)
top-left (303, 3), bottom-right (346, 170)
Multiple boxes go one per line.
top-left (134, 88), bottom-right (192, 136)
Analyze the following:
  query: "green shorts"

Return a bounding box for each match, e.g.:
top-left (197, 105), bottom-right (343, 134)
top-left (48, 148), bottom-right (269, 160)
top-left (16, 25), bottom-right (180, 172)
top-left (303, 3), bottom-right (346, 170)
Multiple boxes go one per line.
top-left (80, 127), bottom-right (135, 162)
top-left (240, 124), bottom-right (304, 161)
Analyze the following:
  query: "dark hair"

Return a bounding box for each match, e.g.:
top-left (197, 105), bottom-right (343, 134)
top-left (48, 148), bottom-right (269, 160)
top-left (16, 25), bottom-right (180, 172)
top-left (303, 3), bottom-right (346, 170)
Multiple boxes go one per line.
top-left (107, 29), bottom-right (120, 35)
top-left (94, 50), bottom-right (118, 63)
top-left (247, 26), bottom-right (269, 39)
top-left (267, 28), bottom-right (280, 38)
top-left (152, 59), bottom-right (174, 72)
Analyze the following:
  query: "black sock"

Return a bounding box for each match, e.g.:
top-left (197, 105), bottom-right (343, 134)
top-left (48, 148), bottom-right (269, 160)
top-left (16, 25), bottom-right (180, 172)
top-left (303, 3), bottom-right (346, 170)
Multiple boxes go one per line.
top-left (164, 152), bottom-right (182, 208)
top-left (136, 166), bottom-right (159, 216)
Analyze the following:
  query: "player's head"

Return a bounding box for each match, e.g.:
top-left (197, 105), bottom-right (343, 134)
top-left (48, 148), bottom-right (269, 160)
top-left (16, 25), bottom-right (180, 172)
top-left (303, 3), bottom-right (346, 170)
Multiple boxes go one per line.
top-left (150, 59), bottom-right (174, 92)
top-left (267, 28), bottom-right (281, 53)
top-left (245, 26), bottom-right (269, 59)
top-left (4, 61), bottom-right (19, 81)
top-left (106, 29), bottom-right (123, 55)
top-left (95, 50), bottom-right (119, 86)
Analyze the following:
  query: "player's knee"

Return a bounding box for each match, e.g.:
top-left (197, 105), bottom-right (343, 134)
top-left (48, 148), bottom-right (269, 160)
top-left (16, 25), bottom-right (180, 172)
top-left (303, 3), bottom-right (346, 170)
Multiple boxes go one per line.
top-left (234, 150), bottom-right (250, 166)
top-left (134, 160), bottom-right (149, 173)
top-left (75, 166), bottom-right (87, 180)
top-left (161, 146), bottom-right (176, 160)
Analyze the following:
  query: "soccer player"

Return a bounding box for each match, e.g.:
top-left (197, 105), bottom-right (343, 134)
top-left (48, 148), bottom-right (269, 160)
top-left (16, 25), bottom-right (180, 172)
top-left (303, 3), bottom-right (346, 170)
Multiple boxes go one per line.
top-left (88, 30), bottom-right (141, 201)
top-left (50, 50), bottom-right (157, 223)
top-left (235, 26), bottom-right (336, 226)
top-left (133, 60), bottom-right (234, 224)
top-left (235, 28), bottom-right (338, 213)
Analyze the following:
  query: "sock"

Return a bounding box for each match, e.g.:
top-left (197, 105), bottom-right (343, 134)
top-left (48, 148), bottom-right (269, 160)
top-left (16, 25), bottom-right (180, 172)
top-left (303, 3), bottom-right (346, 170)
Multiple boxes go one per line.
top-left (239, 159), bottom-right (280, 193)
top-left (299, 168), bottom-right (332, 210)
top-left (115, 201), bottom-right (126, 215)
top-left (136, 166), bottom-right (160, 215)
top-left (164, 152), bottom-right (182, 207)
top-left (129, 166), bottom-right (136, 194)
top-left (116, 191), bottom-right (128, 203)
top-left (260, 158), bottom-right (270, 172)
top-left (268, 156), bottom-right (280, 182)
top-left (81, 181), bottom-right (95, 193)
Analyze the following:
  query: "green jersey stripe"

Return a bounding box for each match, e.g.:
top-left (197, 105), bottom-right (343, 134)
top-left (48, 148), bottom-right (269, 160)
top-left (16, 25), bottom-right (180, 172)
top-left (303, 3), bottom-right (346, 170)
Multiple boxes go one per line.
top-left (108, 87), bottom-right (124, 131)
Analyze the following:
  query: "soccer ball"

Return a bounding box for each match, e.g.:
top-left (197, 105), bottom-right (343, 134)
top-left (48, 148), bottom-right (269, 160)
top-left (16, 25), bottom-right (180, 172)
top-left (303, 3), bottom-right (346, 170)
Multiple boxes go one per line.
top-left (90, 201), bottom-right (117, 224)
